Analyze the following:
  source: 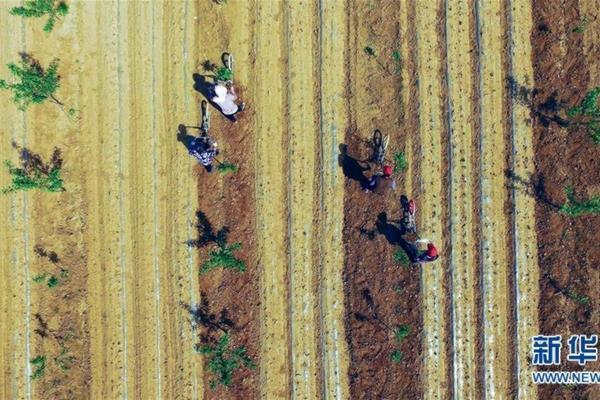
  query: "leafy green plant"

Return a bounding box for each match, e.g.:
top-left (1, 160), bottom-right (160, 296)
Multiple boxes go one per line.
top-left (364, 46), bottom-right (376, 57)
top-left (572, 15), bottom-right (589, 33)
top-left (0, 54), bottom-right (64, 111)
top-left (215, 66), bottom-right (233, 82)
top-left (392, 50), bottom-right (402, 74)
top-left (32, 273), bottom-right (62, 288)
top-left (200, 242), bottom-right (245, 274)
top-left (393, 151), bottom-right (408, 173)
top-left (559, 187), bottom-right (600, 217)
top-left (217, 161), bottom-right (238, 175)
top-left (394, 325), bottom-right (411, 343)
top-left (567, 291), bottom-right (590, 306)
top-left (33, 273), bottom-right (48, 283)
top-left (199, 333), bottom-right (256, 389)
top-left (54, 347), bottom-right (74, 370)
top-left (10, 0), bottom-right (69, 33)
top-left (2, 159), bottom-right (64, 194)
top-left (30, 355), bottom-right (46, 379)
top-left (390, 349), bottom-right (403, 364)
top-left (567, 87), bottom-right (600, 143)
top-left (47, 275), bottom-right (59, 288)
top-left (393, 248), bottom-right (410, 269)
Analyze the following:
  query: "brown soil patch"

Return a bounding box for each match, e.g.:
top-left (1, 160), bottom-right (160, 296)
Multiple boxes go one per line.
top-left (190, 90), bottom-right (260, 399)
top-left (531, 1), bottom-right (600, 399)
top-left (342, 1), bottom-right (421, 399)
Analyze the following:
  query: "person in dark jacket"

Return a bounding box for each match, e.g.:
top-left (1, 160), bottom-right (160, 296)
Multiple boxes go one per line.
top-left (188, 136), bottom-right (218, 172)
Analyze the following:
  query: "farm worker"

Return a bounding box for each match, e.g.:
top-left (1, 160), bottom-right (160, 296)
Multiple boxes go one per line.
top-left (212, 84), bottom-right (245, 118)
top-left (363, 165), bottom-right (396, 194)
top-left (188, 136), bottom-right (218, 172)
top-left (415, 239), bottom-right (439, 263)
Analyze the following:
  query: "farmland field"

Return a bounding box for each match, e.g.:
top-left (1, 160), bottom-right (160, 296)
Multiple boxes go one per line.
top-left (0, 1), bottom-right (598, 400)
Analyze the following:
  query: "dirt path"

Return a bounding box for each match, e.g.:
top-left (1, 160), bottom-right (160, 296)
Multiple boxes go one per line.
top-left (253, 1), bottom-right (290, 398)
top-left (0, 3), bottom-right (30, 399)
top-left (286, 1), bottom-right (321, 398)
top-left (415, 1), bottom-right (451, 398)
top-left (477, 1), bottom-right (513, 398)
top-left (509, 0), bottom-right (540, 398)
top-left (445, 1), bottom-right (480, 398)
top-left (318, 1), bottom-right (351, 398)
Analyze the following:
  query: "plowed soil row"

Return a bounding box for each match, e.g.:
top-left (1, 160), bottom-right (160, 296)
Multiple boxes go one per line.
top-left (531, 1), bottom-right (600, 399)
top-left (342, 1), bottom-right (422, 399)
top-left (194, 1), bottom-right (260, 399)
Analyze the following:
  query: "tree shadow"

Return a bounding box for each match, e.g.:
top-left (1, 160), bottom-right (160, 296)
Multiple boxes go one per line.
top-left (34, 245), bottom-right (60, 264)
top-left (352, 288), bottom-right (395, 333)
top-left (181, 292), bottom-right (236, 348)
top-left (505, 169), bottom-right (561, 210)
top-left (187, 210), bottom-right (230, 248)
top-left (507, 76), bottom-right (570, 128)
top-left (338, 143), bottom-right (370, 187)
top-left (11, 142), bottom-right (63, 176)
top-left (375, 212), bottom-right (419, 262)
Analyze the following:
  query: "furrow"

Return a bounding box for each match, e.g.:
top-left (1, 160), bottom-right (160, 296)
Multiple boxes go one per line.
top-left (119, 3), bottom-right (160, 398)
top-left (254, 1), bottom-right (290, 398)
top-left (445, 1), bottom-right (479, 398)
top-left (286, 1), bottom-right (320, 399)
top-left (0, 2), bottom-right (27, 399)
top-left (318, 0), bottom-right (350, 398)
top-left (415, 0), bottom-right (451, 399)
top-left (155, 1), bottom-right (201, 398)
top-left (508, 1), bottom-right (539, 398)
top-left (477, 1), bottom-right (512, 398)
top-left (78, 1), bottom-right (126, 398)
top-left (183, 0), bottom-right (202, 398)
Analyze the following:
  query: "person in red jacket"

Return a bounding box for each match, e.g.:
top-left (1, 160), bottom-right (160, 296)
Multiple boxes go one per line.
top-left (363, 165), bottom-right (396, 194)
top-left (415, 239), bottom-right (439, 263)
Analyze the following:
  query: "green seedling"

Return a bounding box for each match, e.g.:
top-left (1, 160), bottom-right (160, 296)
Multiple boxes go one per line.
top-left (215, 66), bottom-right (233, 82)
top-left (559, 187), bottom-right (600, 217)
top-left (393, 248), bottom-right (410, 269)
top-left (199, 333), bottom-right (256, 389)
top-left (568, 291), bottom-right (590, 306)
top-left (393, 151), bottom-right (408, 173)
top-left (394, 325), bottom-right (411, 343)
top-left (567, 86), bottom-right (600, 143)
top-left (47, 275), bottom-right (59, 288)
top-left (217, 161), bottom-right (238, 175)
top-left (30, 355), bottom-right (46, 379)
top-left (54, 347), bottom-right (74, 371)
top-left (572, 15), bottom-right (589, 33)
top-left (33, 273), bottom-right (48, 283)
top-left (390, 349), bottom-right (403, 364)
top-left (10, 0), bottom-right (69, 33)
top-left (200, 242), bottom-right (245, 274)
top-left (392, 50), bottom-right (402, 74)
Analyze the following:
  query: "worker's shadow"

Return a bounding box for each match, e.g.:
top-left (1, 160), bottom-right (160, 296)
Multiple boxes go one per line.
top-left (338, 144), bottom-right (370, 188)
top-left (192, 73), bottom-right (236, 122)
top-left (176, 124), bottom-right (197, 152)
top-left (375, 212), bottom-right (419, 263)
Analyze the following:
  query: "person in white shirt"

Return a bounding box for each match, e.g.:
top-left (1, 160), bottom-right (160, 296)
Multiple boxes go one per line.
top-left (212, 84), bottom-right (245, 120)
